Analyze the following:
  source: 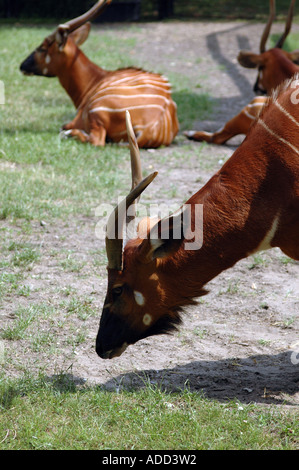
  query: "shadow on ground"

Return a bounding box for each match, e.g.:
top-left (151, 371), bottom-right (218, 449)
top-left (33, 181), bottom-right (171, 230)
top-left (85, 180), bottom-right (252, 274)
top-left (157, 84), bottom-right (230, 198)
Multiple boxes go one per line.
top-left (98, 351), bottom-right (299, 405)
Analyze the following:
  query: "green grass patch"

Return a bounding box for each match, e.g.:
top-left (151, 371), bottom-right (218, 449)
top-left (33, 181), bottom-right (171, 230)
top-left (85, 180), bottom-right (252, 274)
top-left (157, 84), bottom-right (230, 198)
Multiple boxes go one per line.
top-left (270, 32), bottom-right (299, 51)
top-left (1, 303), bottom-right (54, 341)
top-left (0, 272), bottom-right (24, 299)
top-left (0, 373), bottom-right (298, 450)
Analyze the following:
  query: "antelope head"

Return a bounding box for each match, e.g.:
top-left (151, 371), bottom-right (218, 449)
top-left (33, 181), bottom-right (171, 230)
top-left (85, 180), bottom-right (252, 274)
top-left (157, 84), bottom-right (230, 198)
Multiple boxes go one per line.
top-left (238, 0), bottom-right (299, 94)
top-left (20, 0), bottom-right (112, 78)
top-left (96, 111), bottom-right (194, 359)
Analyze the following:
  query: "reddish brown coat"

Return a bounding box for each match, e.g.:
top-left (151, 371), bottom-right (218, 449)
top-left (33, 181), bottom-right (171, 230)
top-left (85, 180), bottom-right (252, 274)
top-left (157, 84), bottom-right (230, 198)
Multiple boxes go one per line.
top-left (96, 77), bottom-right (299, 359)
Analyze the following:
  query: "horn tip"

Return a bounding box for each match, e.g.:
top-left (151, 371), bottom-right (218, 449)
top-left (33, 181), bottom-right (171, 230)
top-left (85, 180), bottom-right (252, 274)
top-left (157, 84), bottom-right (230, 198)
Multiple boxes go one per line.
top-left (125, 110), bottom-right (133, 129)
top-left (148, 171), bottom-right (158, 183)
top-left (125, 109), bottom-right (131, 123)
top-left (125, 110), bottom-right (136, 144)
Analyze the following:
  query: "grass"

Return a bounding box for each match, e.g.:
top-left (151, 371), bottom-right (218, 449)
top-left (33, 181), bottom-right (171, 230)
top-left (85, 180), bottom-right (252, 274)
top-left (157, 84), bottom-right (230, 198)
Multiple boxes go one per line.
top-left (0, 373), bottom-right (298, 450)
top-left (270, 33), bottom-right (299, 51)
top-left (0, 24), bottom-right (298, 450)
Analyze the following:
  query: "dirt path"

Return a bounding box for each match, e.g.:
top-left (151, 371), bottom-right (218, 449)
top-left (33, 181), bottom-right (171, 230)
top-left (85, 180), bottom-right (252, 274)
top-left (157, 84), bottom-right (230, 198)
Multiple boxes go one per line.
top-left (2, 21), bottom-right (299, 405)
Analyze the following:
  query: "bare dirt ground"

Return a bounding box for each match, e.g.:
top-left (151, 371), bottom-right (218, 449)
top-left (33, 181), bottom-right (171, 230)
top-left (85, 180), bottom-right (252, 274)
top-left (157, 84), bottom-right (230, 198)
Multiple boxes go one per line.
top-left (1, 21), bottom-right (299, 406)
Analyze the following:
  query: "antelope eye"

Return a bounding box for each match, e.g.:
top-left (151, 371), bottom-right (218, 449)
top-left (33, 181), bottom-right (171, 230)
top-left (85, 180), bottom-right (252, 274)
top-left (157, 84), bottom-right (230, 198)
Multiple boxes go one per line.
top-left (112, 285), bottom-right (123, 297)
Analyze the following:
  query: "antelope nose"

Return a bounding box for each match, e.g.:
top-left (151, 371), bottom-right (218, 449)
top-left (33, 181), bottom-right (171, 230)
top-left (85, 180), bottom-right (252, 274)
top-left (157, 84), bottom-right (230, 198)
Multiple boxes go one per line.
top-left (95, 339), bottom-right (109, 359)
top-left (20, 53), bottom-right (37, 75)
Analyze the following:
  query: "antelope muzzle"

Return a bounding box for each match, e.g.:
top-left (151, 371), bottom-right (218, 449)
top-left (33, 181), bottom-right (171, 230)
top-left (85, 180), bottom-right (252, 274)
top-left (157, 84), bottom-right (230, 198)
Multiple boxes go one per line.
top-left (96, 304), bottom-right (139, 359)
top-left (253, 75), bottom-right (267, 95)
top-left (20, 52), bottom-right (43, 76)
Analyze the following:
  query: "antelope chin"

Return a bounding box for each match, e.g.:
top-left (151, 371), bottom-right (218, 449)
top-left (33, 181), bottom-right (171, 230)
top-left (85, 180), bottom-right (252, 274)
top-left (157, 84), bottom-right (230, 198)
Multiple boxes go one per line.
top-left (103, 342), bottom-right (129, 360)
top-left (21, 71), bottom-right (35, 76)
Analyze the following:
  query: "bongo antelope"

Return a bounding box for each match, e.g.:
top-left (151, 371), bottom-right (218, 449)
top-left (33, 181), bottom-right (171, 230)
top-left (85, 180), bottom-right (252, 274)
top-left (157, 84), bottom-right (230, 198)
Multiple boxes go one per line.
top-left (20, 0), bottom-right (179, 148)
top-left (185, 0), bottom-right (299, 145)
top-left (96, 76), bottom-right (299, 359)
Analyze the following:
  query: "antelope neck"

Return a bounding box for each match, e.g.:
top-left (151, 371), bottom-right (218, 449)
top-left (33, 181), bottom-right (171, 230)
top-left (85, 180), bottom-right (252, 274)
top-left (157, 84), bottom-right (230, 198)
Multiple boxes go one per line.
top-left (157, 148), bottom-right (280, 302)
top-left (58, 49), bottom-right (108, 109)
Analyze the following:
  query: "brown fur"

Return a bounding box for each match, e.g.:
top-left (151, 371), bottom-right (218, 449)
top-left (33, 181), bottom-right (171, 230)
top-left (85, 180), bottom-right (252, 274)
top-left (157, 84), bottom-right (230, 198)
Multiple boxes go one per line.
top-left (96, 77), bottom-right (299, 359)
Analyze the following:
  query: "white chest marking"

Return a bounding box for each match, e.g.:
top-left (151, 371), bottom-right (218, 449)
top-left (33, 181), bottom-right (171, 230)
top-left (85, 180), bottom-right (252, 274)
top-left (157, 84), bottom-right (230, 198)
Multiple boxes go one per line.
top-left (252, 215), bottom-right (280, 254)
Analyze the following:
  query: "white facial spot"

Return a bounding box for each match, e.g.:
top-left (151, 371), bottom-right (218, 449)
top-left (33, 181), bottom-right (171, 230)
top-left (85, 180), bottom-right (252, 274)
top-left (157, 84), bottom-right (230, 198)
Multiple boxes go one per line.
top-left (134, 290), bottom-right (145, 306)
top-left (143, 313), bottom-right (152, 326)
top-left (45, 54), bottom-right (51, 64)
top-left (42, 67), bottom-right (48, 75)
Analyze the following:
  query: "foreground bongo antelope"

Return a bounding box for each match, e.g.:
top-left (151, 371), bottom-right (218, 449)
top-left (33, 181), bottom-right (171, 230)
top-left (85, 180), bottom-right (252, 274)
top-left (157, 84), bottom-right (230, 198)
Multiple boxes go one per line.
top-left (96, 76), bottom-right (299, 359)
top-left (185, 0), bottom-right (299, 145)
top-left (20, 0), bottom-right (178, 148)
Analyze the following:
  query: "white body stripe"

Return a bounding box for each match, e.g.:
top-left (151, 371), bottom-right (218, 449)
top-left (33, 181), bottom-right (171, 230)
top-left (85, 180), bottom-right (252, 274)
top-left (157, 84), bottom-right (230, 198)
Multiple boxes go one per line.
top-left (247, 102), bottom-right (265, 108)
top-left (78, 68), bottom-right (178, 147)
top-left (258, 118), bottom-right (299, 156)
top-left (274, 100), bottom-right (299, 127)
top-left (90, 103), bottom-right (166, 114)
top-left (243, 110), bottom-right (257, 120)
top-left (90, 93), bottom-right (170, 107)
top-left (90, 83), bottom-right (170, 98)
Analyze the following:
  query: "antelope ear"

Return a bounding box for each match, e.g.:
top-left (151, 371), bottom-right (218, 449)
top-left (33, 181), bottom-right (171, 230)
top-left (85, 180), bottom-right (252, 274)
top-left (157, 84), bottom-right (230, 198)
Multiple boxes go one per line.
top-left (287, 49), bottom-right (299, 65)
top-left (69, 23), bottom-right (91, 46)
top-left (238, 51), bottom-right (264, 68)
top-left (138, 211), bottom-right (185, 262)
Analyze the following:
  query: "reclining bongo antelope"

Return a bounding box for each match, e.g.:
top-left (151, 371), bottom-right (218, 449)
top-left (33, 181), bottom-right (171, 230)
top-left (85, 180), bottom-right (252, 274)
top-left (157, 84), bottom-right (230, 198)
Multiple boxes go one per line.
top-left (20, 0), bottom-right (179, 148)
top-left (96, 71), bottom-right (299, 358)
top-left (185, 0), bottom-right (299, 145)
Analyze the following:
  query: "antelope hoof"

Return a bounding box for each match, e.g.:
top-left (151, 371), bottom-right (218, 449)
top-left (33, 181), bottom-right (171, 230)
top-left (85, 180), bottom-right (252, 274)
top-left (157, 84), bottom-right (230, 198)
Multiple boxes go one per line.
top-left (59, 129), bottom-right (73, 140)
top-left (183, 130), bottom-right (197, 140)
top-left (184, 130), bottom-right (213, 142)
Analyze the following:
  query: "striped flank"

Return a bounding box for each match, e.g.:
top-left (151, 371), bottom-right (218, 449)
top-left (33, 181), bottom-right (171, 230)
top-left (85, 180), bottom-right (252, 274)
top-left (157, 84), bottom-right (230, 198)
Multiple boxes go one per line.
top-left (81, 68), bottom-right (179, 147)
